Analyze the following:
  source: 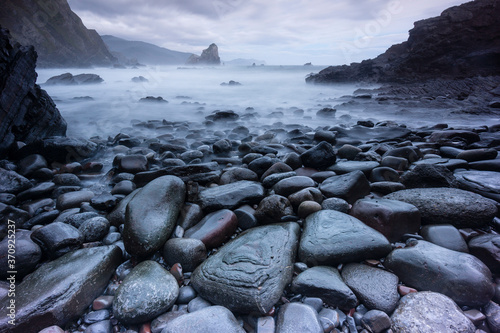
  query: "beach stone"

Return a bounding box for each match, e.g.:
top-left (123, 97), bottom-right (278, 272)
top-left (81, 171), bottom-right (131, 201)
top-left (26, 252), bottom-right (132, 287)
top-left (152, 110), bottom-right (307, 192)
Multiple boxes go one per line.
top-left (0, 230), bottom-right (41, 279)
top-left (187, 296), bottom-right (211, 312)
top-left (484, 301), bottom-right (500, 332)
top-left (273, 176), bottom-right (315, 197)
top-left (163, 238), bottom-right (207, 272)
top-left (161, 306), bottom-right (244, 333)
top-left (337, 144), bottom-right (362, 160)
top-left (56, 190), bottom-right (94, 210)
top-left (381, 156), bottom-right (409, 170)
top-left (176, 203), bottom-right (203, 230)
top-left (254, 195), bottom-right (294, 224)
top-left (93, 296), bottom-right (114, 310)
top-left (310, 171), bottom-right (336, 183)
top-left (113, 260), bottom-right (179, 324)
top-left (370, 167), bottom-right (400, 182)
top-left (383, 147), bottom-right (420, 163)
top-left (198, 181), bottom-right (264, 211)
top-left (385, 188), bottom-right (497, 228)
top-left (420, 224), bottom-right (468, 252)
top-left (330, 161), bottom-right (379, 176)
top-left (31, 222), bottom-right (83, 259)
top-left (341, 263), bottom-right (399, 313)
top-left (457, 148), bottom-right (498, 162)
top-left (0, 168), bottom-right (32, 194)
top-left (298, 210), bottom-right (391, 266)
top-left (385, 240), bottom-right (494, 307)
top-left (0, 246), bottom-right (121, 333)
top-left (298, 201), bottom-right (322, 218)
top-left (401, 164), bottom-right (458, 188)
top-left (275, 302), bottom-right (322, 333)
top-left (0, 193), bottom-right (15, 205)
top-left (184, 209), bottom-right (238, 249)
top-left (123, 176), bottom-right (185, 258)
top-left (370, 181), bottom-right (406, 195)
top-left (24, 209), bottom-right (59, 229)
top-left (350, 198), bottom-right (421, 243)
top-left (262, 171), bottom-right (296, 188)
top-left (248, 156), bottom-right (275, 177)
top-left (468, 234), bottom-right (500, 274)
top-left (150, 311), bottom-right (187, 333)
top-left (22, 197), bottom-right (54, 217)
top-left (53, 173), bottom-right (81, 186)
top-left (455, 170), bottom-right (500, 202)
top-left (256, 316), bottom-right (275, 333)
top-left (115, 154), bottom-right (148, 173)
top-left (90, 193), bottom-right (118, 211)
top-left (39, 326), bottom-right (65, 333)
top-left (321, 197), bottom-right (349, 213)
top-left (361, 310), bottom-right (391, 333)
top-left (220, 167), bottom-right (258, 184)
top-left (17, 181), bottom-right (55, 201)
top-left (85, 320), bottom-right (112, 333)
top-left (64, 212), bottom-right (99, 228)
top-left (18, 154), bottom-right (48, 176)
top-left (283, 152), bottom-right (302, 169)
top-left (319, 170), bottom-right (370, 204)
top-left (191, 223), bottom-right (299, 314)
top-left (469, 159), bottom-right (500, 171)
top-left (79, 216), bottom-right (110, 243)
top-left (234, 205), bottom-right (257, 230)
top-left (111, 180), bottom-right (136, 196)
top-left (261, 162), bottom-right (293, 180)
top-left (177, 286), bottom-right (197, 305)
top-left (291, 266), bottom-right (357, 310)
top-left (300, 141), bottom-right (336, 169)
top-left (84, 309), bottom-right (110, 324)
top-left (314, 130), bottom-right (336, 144)
top-left (288, 187), bottom-right (323, 209)
top-left (390, 291), bottom-right (475, 333)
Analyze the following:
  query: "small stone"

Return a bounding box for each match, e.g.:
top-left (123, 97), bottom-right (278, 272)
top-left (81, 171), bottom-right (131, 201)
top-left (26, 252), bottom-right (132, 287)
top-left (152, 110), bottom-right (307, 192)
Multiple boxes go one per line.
top-left (319, 170), bottom-right (370, 204)
top-left (318, 308), bottom-right (340, 331)
top-left (187, 296), bottom-right (212, 312)
top-left (111, 180), bottom-right (136, 195)
top-left (79, 216), bottom-right (110, 243)
top-left (275, 302), bottom-right (322, 333)
top-left (300, 141), bottom-right (337, 169)
top-left (273, 176), bottom-right (316, 197)
top-left (234, 205), bottom-right (257, 230)
top-left (53, 173), bottom-right (81, 186)
top-left (93, 295), bottom-right (114, 310)
top-left (177, 286), bottom-right (197, 305)
top-left (321, 197), bottom-right (349, 213)
top-left (256, 316), bottom-right (275, 333)
top-left (297, 201), bottom-right (322, 218)
top-left (463, 309), bottom-right (486, 326)
top-left (84, 309), bottom-right (110, 324)
top-left (30, 222), bottom-right (83, 259)
top-left (84, 320), bottom-right (112, 333)
top-left (397, 285), bottom-right (417, 296)
top-left (254, 195), bottom-right (294, 224)
top-left (115, 154), bottom-right (148, 173)
top-left (163, 238), bottom-right (207, 272)
top-left (420, 224), bottom-right (468, 252)
top-left (56, 190), bottom-right (94, 210)
top-left (184, 209), bottom-right (238, 249)
top-left (361, 310), bottom-right (391, 333)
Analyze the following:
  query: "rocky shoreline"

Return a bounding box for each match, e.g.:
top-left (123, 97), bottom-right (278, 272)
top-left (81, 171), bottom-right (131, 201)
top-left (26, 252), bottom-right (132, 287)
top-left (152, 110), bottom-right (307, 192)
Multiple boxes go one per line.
top-left (1, 111), bottom-right (500, 333)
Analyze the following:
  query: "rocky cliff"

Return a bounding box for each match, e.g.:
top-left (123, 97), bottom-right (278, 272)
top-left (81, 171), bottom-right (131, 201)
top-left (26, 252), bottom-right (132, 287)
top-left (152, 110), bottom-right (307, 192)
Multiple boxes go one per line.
top-left (0, 0), bottom-right (116, 68)
top-left (0, 27), bottom-right (67, 157)
top-left (307, 0), bottom-right (500, 84)
top-left (186, 43), bottom-right (221, 65)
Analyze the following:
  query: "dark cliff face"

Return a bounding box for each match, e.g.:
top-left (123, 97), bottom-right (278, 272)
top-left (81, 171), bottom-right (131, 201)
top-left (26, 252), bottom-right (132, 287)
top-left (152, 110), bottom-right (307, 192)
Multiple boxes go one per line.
top-left (186, 43), bottom-right (221, 65)
top-left (0, 27), bottom-right (67, 157)
top-left (307, 0), bottom-right (500, 84)
top-left (0, 0), bottom-right (116, 68)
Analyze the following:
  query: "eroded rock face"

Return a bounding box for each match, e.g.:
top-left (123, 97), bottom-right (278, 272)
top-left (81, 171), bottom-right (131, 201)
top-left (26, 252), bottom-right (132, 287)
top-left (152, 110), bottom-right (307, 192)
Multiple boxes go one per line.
top-left (191, 223), bottom-right (300, 314)
top-left (186, 43), bottom-right (221, 65)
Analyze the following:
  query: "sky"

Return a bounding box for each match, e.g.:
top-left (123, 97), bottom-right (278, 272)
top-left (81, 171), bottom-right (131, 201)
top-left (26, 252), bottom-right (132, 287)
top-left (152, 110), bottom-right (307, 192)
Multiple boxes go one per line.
top-left (67, 0), bottom-right (468, 66)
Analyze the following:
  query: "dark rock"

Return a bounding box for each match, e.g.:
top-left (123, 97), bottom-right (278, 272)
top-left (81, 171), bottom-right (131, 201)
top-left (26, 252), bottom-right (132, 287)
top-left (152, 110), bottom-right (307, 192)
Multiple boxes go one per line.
top-left (469, 159), bottom-right (500, 171)
top-left (115, 154), bottom-right (148, 174)
top-left (0, 28), bottom-right (67, 156)
top-left (110, 180), bottom-right (136, 196)
top-left (262, 171), bottom-right (297, 188)
top-left (332, 126), bottom-right (412, 145)
top-left (18, 154), bottom-right (48, 176)
top-left (457, 148), bottom-right (498, 162)
top-left (484, 301), bottom-right (500, 332)
top-left (300, 141), bottom-right (336, 169)
top-left (273, 176), bottom-right (315, 197)
top-left (84, 320), bottom-right (112, 333)
top-left (390, 292), bottom-right (475, 333)
top-left (31, 222), bottom-right (83, 259)
top-left (370, 167), bottom-right (400, 182)
top-left (455, 170), bottom-right (500, 202)
top-left (341, 263), bottom-right (399, 314)
top-left (184, 209), bottom-right (238, 249)
top-left (17, 137), bottom-right (99, 163)
top-left (46, 73), bottom-right (104, 85)
top-left (0, 169), bottom-right (32, 194)
top-left (380, 156), bottom-right (409, 171)
top-left (319, 170), bottom-right (370, 204)
top-left (329, 161), bottom-right (379, 176)
top-left (361, 310), bottom-right (391, 333)
top-left (0, 193), bottom-right (15, 205)
top-left (299, 210), bottom-right (391, 266)
top-left (288, 187), bottom-right (323, 209)
top-left (350, 198), bottom-right (421, 243)
top-left (90, 193), bottom-right (118, 211)
top-left (113, 260), bottom-right (179, 324)
top-left (63, 212), bottom-right (99, 228)
top-left (385, 240), bottom-right (494, 307)
top-left (371, 181), bottom-right (406, 195)
top-left (191, 223), bottom-right (299, 314)
top-left (0, 230), bottom-right (41, 279)
top-left (316, 107), bottom-right (336, 118)
top-left (385, 188), bottom-right (497, 228)
top-left (401, 164), bottom-right (458, 188)
top-left (161, 306), bottom-right (244, 333)
top-left (123, 176), bottom-right (185, 258)
top-left (383, 147), bottom-right (420, 163)
top-left (297, 201), bottom-right (322, 218)
top-left (313, 130), bottom-right (336, 144)
top-left (321, 197), bottom-right (349, 213)
top-left (197, 181), bottom-right (264, 212)
top-left (0, 246), bottom-right (121, 333)
top-left (177, 286), bottom-right (197, 305)
top-left (220, 80), bottom-right (242, 86)
top-left (318, 308), bottom-right (340, 332)
top-left (469, 234), bottom-right (500, 274)
top-left (213, 139), bottom-right (232, 155)
top-left (0, 203), bottom-right (30, 236)
top-left (17, 182), bottom-right (56, 201)
top-left (176, 203), bottom-right (203, 230)
top-left (283, 152), bottom-right (302, 169)
top-left (24, 209), bottom-right (59, 229)
top-left (139, 96), bottom-right (167, 103)
top-left (106, 189), bottom-right (139, 227)
top-left (420, 224), bottom-right (469, 252)
top-left (234, 205), bottom-right (257, 230)
top-left (291, 266), bottom-right (357, 310)
top-left (275, 302), bottom-right (322, 333)
top-left (53, 173), bottom-right (80, 186)
top-left (79, 216), bottom-right (110, 243)
top-left (131, 76), bottom-right (148, 83)
top-left (338, 144), bottom-right (362, 160)
top-left (310, 171), bottom-right (336, 183)
top-left (56, 190), bottom-right (94, 210)
top-left (186, 43), bottom-right (221, 65)
top-left (208, 110), bottom-right (240, 122)
top-left (151, 311), bottom-right (187, 333)
top-left (248, 156), bottom-right (275, 178)
top-left (261, 162), bottom-right (293, 180)
top-left (187, 296), bottom-right (212, 312)
top-left (84, 309), bottom-right (110, 324)
top-left (220, 167), bottom-right (258, 185)
top-left (254, 195), bottom-right (294, 224)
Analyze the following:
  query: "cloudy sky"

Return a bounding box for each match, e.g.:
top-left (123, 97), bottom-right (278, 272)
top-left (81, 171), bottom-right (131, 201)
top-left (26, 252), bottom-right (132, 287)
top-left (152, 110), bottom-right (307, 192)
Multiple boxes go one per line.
top-left (67, 0), bottom-right (467, 65)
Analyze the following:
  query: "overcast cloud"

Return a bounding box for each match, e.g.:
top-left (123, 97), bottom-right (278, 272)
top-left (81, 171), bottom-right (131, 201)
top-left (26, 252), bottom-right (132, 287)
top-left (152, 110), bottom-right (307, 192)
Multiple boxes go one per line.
top-left (67, 0), bottom-right (467, 65)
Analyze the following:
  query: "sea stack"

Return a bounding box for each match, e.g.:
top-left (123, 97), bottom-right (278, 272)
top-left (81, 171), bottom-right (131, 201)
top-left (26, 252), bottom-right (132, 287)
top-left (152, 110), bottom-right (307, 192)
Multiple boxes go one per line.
top-left (186, 43), bottom-right (221, 65)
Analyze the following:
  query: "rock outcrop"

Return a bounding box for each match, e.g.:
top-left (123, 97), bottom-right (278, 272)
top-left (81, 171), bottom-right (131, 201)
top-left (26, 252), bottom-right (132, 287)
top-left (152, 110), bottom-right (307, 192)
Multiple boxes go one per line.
top-left (186, 43), bottom-right (221, 65)
top-left (0, 0), bottom-right (117, 67)
top-left (307, 0), bottom-right (500, 84)
top-left (0, 27), bottom-right (67, 158)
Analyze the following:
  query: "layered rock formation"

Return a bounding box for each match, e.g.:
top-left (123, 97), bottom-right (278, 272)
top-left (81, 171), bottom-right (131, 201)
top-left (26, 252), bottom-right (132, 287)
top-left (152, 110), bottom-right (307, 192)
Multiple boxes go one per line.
top-left (0, 0), bottom-right (116, 67)
top-left (186, 43), bottom-right (221, 65)
top-left (0, 27), bottom-right (67, 157)
top-left (307, 0), bottom-right (500, 84)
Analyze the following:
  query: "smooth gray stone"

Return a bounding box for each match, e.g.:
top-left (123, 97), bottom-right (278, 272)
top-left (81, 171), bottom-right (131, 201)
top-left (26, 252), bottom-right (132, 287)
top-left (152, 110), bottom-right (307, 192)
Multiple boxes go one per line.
top-left (273, 176), bottom-right (316, 197)
top-left (484, 301), bottom-right (500, 333)
top-left (191, 223), bottom-right (299, 314)
top-left (30, 222), bottom-right (83, 259)
top-left (468, 234), bottom-right (500, 274)
top-left (385, 240), bottom-right (494, 307)
top-left (0, 246), bottom-right (121, 333)
top-left (161, 306), bottom-right (245, 333)
top-left (455, 170), bottom-right (500, 202)
top-left (391, 292), bottom-right (475, 333)
top-left (275, 302), bottom-right (323, 333)
top-left (113, 260), bottom-right (179, 324)
top-left (291, 266), bottom-right (357, 310)
top-left (341, 263), bottom-right (399, 314)
top-left (84, 320), bottom-right (112, 333)
top-left (106, 189), bottom-right (140, 227)
top-left (385, 187), bottom-right (497, 228)
top-left (299, 210), bottom-right (391, 266)
top-left (123, 176), bottom-right (185, 257)
top-left (329, 161), bottom-right (379, 176)
top-left (197, 180), bottom-right (264, 211)
top-left (319, 170), bottom-right (370, 204)
top-left (420, 224), bottom-right (468, 252)
top-left (163, 238), bottom-right (207, 272)
top-left (79, 217), bottom-right (110, 243)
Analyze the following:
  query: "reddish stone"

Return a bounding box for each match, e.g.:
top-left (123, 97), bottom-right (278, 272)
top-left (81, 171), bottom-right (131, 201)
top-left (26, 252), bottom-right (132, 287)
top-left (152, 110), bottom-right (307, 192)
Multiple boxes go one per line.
top-left (184, 209), bottom-right (238, 249)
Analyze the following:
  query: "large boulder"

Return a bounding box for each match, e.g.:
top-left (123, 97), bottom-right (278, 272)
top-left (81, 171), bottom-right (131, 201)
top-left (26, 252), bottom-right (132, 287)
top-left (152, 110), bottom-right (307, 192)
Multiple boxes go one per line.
top-left (191, 223), bottom-right (300, 314)
top-left (0, 246), bottom-right (122, 333)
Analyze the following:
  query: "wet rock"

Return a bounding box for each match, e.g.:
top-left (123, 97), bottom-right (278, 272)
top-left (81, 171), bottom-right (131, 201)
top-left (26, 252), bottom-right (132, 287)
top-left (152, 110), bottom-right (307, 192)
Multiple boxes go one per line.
top-left (455, 170), bottom-right (500, 202)
top-left (319, 170), bottom-right (370, 204)
top-left (139, 96), bottom-right (168, 103)
top-left (457, 148), bottom-right (498, 162)
top-left (429, 130), bottom-right (480, 146)
top-left (123, 176), bottom-right (185, 258)
top-left (0, 246), bottom-right (121, 333)
top-left (113, 260), bottom-right (179, 324)
top-left (484, 301), bottom-right (500, 332)
top-left (191, 223), bottom-right (299, 314)
top-left (220, 167), bottom-right (258, 185)
top-left (161, 306), bottom-right (245, 333)
top-left (64, 212), bottom-right (99, 228)
top-left (0, 193), bottom-right (16, 205)
top-left (370, 167), bottom-right (400, 182)
top-left (300, 141), bottom-right (336, 169)
top-left (90, 193), bottom-right (118, 211)
top-left (383, 147), bottom-right (420, 163)
top-left (262, 171), bottom-right (296, 188)
top-left (24, 209), bottom-right (59, 229)
top-left (17, 137), bottom-right (99, 163)
top-left (31, 222), bottom-right (83, 259)
top-left (0, 230), bottom-right (41, 279)
top-left (337, 144), bottom-right (362, 160)
top-left (350, 198), bottom-right (421, 243)
top-left (79, 216), bottom-right (110, 243)
top-left (248, 156), bottom-right (275, 178)
top-left (84, 309), bottom-right (110, 324)
top-left (370, 181), bottom-right (406, 195)
top-left (22, 198), bottom-right (54, 217)
top-left (115, 154), bottom-right (148, 174)
top-left (177, 286), bottom-right (197, 304)
top-left (321, 197), bottom-right (349, 213)
top-left (111, 180), bottom-right (136, 196)
top-left (275, 302), bottom-right (323, 333)
top-left (297, 201), bottom-right (322, 218)
top-left (213, 139), bottom-right (232, 155)
top-left (291, 266), bottom-right (357, 310)
top-left (93, 296), bottom-right (114, 310)
top-left (385, 188), bottom-right (497, 228)
top-left (56, 190), bottom-right (95, 210)
top-left (53, 173), bottom-right (81, 186)
top-left (288, 187), bottom-right (323, 209)
top-left (234, 205), bottom-right (258, 230)
top-left (254, 195), bottom-right (294, 224)
top-left (163, 238), bottom-right (207, 272)
top-left (385, 240), bottom-right (494, 307)
top-left (469, 159), bottom-right (500, 171)
top-left (283, 152), bottom-right (302, 169)
top-left (198, 181), bottom-right (264, 211)
top-left (176, 203), bottom-right (203, 230)
top-left (469, 234), bottom-right (500, 274)
top-left (0, 168), bottom-right (32, 194)
top-left (273, 176), bottom-right (315, 197)
top-left (18, 154), bottom-right (48, 176)
top-left (381, 156), bottom-right (409, 171)
top-left (261, 162), bottom-right (293, 180)
top-left (39, 326), bottom-right (65, 333)
top-left (256, 316), bottom-right (275, 333)
top-left (85, 320), bottom-right (112, 333)
top-left (361, 310), bottom-right (391, 333)
top-left (184, 209), bottom-right (238, 249)
top-left (17, 182), bottom-right (56, 201)
top-left (299, 210), bottom-right (391, 266)
top-left (420, 224), bottom-right (468, 252)
top-left (341, 263), bottom-right (399, 314)
top-left (401, 164), bottom-right (458, 188)
top-left (330, 161), bottom-right (379, 176)
top-left (187, 296), bottom-right (212, 312)
top-left (391, 292), bottom-right (475, 333)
